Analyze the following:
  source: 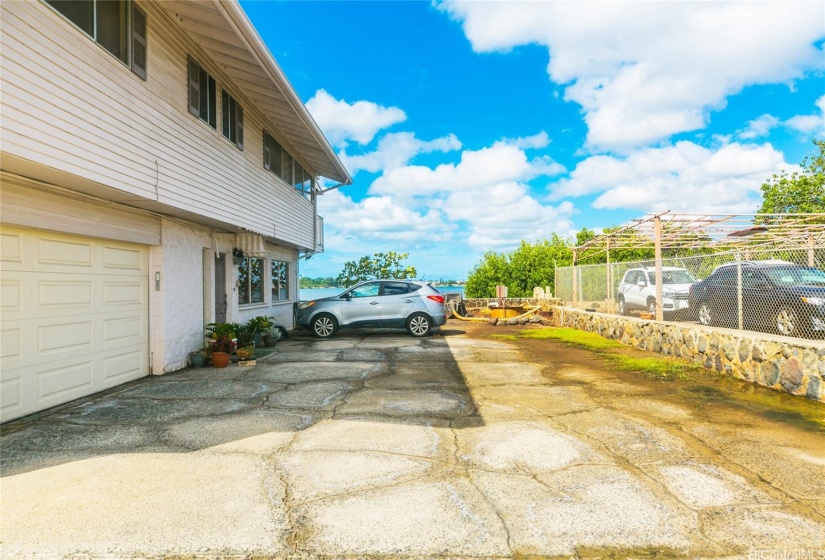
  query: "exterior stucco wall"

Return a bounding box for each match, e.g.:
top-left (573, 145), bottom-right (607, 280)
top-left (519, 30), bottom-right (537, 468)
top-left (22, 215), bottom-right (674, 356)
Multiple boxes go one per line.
top-left (554, 307), bottom-right (825, 402)
top-left (161, 219), bottom-right (212, 373)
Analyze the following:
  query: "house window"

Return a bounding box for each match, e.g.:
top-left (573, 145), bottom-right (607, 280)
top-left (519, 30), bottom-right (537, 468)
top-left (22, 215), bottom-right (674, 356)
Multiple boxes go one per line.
top-left (238, 257), bottom-right (264, 305)
top-left (45, 0), bottom-right (147, 79)
top-left (271, 261), bottom-right (289, 301)
top-left (188, 56), bottom-right (216, 128)
top-left (293, 163), bottom-right (312, 200)
top-left (263, 132), bottom-right (283, 177)
top-left (221, 89), bottom-right (243, 149)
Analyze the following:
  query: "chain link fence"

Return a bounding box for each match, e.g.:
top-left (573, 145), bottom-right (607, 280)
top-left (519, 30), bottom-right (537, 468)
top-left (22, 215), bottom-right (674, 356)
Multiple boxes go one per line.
top-left (555, 246), bottom-right (825, 339)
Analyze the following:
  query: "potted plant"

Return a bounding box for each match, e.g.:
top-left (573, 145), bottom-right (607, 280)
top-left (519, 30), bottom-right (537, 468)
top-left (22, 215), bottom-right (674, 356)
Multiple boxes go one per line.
top-left (235, 323), bottom-right (256, 361)
top-left (262, 326), bottom-right (279, 347)
top-left (247, 316), bottom-right (275, 347)
top-left (210, 335), bottom-right (235, 368)
top-left (189, 345), bottom-right (210, 368)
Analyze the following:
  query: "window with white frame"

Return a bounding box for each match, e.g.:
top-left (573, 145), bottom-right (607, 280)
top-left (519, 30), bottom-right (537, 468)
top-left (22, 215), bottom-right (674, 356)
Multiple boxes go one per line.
top-left (221, 89), bottom-right (243, 149)
top-left (45, 0), bottom-right (147, 79)
top-left (238, 257), bottom-right (264, 305)
top-left (271, 260), bottom-right (289, 301)
top-left (188, 56), bottom-right (216, 129)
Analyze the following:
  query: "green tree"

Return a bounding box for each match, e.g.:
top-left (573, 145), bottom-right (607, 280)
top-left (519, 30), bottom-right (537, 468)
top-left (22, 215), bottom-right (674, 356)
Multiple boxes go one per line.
top-left (758, 139), bottom-right (825, 215)
top-left (465, 236), bottom-right (574, 298)
top-left (336, 252), bottom-right (418, 287)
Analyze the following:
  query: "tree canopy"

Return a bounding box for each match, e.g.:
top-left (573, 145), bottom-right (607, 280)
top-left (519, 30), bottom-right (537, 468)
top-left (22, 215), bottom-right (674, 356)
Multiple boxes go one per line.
top-left (336, 252), bottom-right (418, 288)
top-left (758, 139), bottom-right (825, 215)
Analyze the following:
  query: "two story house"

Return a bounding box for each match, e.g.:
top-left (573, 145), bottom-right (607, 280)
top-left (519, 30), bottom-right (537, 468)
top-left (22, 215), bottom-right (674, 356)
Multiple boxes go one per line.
top-left (0, 0), bottom-right (351, 421)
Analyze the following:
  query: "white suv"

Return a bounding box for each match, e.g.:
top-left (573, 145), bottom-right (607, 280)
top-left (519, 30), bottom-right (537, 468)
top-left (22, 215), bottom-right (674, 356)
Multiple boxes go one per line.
top-left (617, 267), bottom-right (698, 317)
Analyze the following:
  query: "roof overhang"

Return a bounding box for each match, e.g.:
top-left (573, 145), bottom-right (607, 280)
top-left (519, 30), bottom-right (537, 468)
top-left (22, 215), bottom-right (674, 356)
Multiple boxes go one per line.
top-left (158, 0), bottom-right (351, 186)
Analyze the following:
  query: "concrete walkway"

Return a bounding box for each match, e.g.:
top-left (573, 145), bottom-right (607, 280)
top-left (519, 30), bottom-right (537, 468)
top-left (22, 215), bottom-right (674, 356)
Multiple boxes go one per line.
top-left (2, 325), bottom-right (824, 558)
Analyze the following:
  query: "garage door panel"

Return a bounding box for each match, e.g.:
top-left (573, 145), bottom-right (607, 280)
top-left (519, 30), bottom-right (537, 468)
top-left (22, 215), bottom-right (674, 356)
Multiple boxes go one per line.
top-left (1, 278), bottom-right (23, 313)
top-left (37, 236), bottom-right (94, 268)
top-left (38, 358), bottom-right (94, 403)
top-left (102, 245), bottom-right (146, 272)
top-left (1, 375), bottom-right (23, 415)
top-left (1, 231), bottom-right (22, 264)
top-left (103, 344), bottom-right (148, 384)
top-left (0, 226), bottom-right (150, 422)
top-left (103, 279), bottom-right (147, 307)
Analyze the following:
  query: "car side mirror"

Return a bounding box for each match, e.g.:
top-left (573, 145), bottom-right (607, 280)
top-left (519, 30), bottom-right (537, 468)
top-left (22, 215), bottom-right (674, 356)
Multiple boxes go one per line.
top-left (341, 294), bottom-right (351, 301)
top-left (637, 280), bottom-right (646, 287)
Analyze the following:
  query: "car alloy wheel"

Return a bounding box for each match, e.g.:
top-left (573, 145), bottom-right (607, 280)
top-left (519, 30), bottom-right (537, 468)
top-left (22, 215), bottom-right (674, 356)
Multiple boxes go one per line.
top-left (312, 314), bottom-right (337, 338)
top-left (618, 297), bottom-right (627, 316)
top-left (698, 303), bottom-right (712, 326)
top-left (648, 300), bottom-right (657, 315)
top-left (407, 313), bottom-right (432, 337)
top-left (775, 306), bottom-right (797, 337)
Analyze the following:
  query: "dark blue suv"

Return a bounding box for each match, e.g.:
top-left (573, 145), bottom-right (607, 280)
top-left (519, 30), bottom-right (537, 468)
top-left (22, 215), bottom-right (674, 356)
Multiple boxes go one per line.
top-left (688, 261), bottom-right (825, 338)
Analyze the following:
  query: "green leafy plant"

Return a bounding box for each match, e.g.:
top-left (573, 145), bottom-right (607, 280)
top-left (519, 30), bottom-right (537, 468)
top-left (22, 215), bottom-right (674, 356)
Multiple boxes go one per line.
top-left (211, 335), bottom-right (236, 354)
top-left (247, 315), bottom-right (275, 333)
top-left (235, 323), bottom-right (256, 349)
top-left (205, 322), bottom-right (240, 339)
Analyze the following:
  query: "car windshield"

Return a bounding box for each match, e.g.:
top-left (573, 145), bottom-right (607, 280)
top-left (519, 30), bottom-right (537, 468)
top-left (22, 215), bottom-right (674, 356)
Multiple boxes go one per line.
top-left (647, 270), bottom-right (697, 285)
top-left (764, 267), bottom-right (825, 286)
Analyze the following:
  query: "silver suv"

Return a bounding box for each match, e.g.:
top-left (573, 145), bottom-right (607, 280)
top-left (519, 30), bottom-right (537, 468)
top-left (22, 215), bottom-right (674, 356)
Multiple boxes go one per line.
top-left (296, 280), bottom-right (448, 338)
top-left (617, 267), bottom-right (697, 317)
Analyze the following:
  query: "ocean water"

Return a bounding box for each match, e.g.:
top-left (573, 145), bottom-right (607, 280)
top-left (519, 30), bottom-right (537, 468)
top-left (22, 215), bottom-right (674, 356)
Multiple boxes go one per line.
top-left (300, 285), bottom-right (464, 301)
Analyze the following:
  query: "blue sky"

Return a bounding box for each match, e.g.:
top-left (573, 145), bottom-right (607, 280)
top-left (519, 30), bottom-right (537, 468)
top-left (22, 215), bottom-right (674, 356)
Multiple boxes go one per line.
top-left (241, 1), bottom-right (825, 281)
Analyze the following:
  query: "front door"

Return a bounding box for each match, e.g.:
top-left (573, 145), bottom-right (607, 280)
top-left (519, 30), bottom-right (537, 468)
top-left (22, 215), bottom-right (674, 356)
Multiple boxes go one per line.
top-left (215, 254), bottom-right (227, 322)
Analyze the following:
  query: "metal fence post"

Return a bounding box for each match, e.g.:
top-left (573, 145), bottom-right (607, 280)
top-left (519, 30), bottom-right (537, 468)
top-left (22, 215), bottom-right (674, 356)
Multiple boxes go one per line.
top-left (736, 253), bottom-right (743, 331)
top-left (572, 249), bottom-right (577, 308)
top-left (654, 215), bottom-right (663, 321)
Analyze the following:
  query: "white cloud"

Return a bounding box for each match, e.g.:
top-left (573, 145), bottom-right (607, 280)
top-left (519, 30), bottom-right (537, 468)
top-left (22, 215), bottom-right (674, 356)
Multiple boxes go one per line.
top-left (739, 114), bottom-right (781, 140)
top-left (305, 89), bottom-right (406, 147)
top-left (317, 190), bottom-right (452, 246)
top-left (738, 94), bottom-right (825, 139)
top-left (339, 132), bottom-right (461, 175)
top-left (501, 131), bottom-right (551, 149)
top-left (370, 141), bottom-right (565, 197)
top-left (438, 1), bottom-right (825, 150)
top-left (548, 141), bottom-right (791, 214)
top-left (445, 184), bottom-right (575, 249)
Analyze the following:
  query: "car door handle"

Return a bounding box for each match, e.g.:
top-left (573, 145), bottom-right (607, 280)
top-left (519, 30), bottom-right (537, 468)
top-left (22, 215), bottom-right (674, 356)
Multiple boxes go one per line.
top-left (370, 301), bottom-right (379, 305)
top-left (404, 299), bottom-right (413, 303)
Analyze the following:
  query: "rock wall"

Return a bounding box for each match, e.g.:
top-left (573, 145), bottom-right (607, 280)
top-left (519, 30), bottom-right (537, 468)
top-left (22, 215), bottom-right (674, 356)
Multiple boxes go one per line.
top-left (554, 307), bottom-right (825, 402)
top-left (464, 297), bottom-right (561, 310)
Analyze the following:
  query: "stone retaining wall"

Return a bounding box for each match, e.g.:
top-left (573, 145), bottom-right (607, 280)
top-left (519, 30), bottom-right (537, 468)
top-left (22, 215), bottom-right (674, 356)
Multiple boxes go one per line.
top-left (464, 297), bottom-right (561, 310)
top-left (554, 307), bottom-right (825, 402)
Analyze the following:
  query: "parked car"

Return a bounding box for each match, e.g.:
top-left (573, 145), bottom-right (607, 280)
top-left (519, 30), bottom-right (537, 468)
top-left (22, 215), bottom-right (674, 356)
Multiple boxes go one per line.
top-left (688, 261), bottom-right (825, 338)
top-left (617, 267), bottom-right (698, 317)
top-left (296, 280), bottom-right (447, 338)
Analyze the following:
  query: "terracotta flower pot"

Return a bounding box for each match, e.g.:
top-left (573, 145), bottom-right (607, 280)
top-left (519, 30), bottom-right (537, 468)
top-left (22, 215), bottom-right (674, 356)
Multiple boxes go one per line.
top-left (211, 351), bottom-right (231, 368)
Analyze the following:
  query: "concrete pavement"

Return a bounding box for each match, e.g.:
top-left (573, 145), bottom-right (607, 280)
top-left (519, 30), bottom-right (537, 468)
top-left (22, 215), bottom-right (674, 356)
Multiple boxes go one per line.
top-left (1, 324), bottom-right (824, 558)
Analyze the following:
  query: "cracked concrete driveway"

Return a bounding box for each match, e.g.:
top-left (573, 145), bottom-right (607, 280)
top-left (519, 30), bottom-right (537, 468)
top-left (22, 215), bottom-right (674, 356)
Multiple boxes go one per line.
top-left (2, 324), bottom-right (824, 558)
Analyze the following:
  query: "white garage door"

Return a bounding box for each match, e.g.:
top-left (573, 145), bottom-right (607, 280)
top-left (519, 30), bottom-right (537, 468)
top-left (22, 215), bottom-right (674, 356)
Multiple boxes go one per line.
top-left (1, 226), bottom-right (149, 422)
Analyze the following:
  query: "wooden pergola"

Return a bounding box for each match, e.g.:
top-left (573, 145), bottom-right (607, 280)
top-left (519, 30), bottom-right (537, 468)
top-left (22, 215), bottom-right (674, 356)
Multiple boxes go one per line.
top-left (571, 212), bottom-right (825, 320)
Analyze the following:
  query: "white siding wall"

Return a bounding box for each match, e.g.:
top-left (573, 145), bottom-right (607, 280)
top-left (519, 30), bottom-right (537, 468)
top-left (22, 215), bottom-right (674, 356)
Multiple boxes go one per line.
top-left (0, 1), bottom-right (316, 249)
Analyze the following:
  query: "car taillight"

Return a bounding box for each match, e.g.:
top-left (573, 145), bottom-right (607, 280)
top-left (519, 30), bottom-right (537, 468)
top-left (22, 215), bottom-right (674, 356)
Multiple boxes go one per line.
top-left (427, 295), bottom-right (445, 304)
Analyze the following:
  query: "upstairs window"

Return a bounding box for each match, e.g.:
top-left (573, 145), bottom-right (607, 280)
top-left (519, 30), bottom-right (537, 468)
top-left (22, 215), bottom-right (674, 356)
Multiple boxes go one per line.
top-left (221, 89), bottom-right (243, 149)
top-left (187, 56), bottom-right (216, 128)
top-left (271, 261), bottom-right (289, 301)
top-left (45, 0), bottom-right (147, 79)
top-left (264, 131), bottom-right (312, 199)
top-left (263, 132), bottom-right (283, 176)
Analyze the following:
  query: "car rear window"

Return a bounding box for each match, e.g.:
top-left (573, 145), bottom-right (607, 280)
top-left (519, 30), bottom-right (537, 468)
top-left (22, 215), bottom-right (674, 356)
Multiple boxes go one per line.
top-left (383, 282), bottom-right (412, 295)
